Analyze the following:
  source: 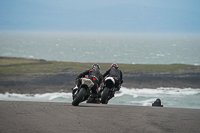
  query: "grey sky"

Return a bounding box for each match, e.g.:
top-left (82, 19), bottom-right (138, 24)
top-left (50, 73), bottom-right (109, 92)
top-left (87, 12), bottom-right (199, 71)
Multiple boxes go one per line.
top-left (0, 0), bottom-right (200, 33)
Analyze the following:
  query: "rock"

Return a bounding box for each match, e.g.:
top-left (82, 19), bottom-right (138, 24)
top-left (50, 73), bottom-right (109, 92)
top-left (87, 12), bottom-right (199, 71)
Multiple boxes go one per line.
top-left (0, 71), bottom-right (200, 94)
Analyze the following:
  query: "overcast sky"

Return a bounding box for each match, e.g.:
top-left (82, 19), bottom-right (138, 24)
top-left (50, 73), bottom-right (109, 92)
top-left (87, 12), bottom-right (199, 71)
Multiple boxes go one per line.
top-left (0, 0), bottom-right (200, 33)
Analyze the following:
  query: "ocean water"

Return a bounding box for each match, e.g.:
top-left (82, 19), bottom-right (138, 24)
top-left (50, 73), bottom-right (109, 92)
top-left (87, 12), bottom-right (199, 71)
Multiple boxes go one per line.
top-left (0, 32), bottom-right (200, 109)
top-left (0, 32), bottom-right (200, 65)
top-left (1, 87), bottom-right (200, 109)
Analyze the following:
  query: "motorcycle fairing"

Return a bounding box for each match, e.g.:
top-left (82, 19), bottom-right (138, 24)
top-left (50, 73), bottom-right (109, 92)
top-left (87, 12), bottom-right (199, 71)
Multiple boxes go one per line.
top-left (105, 77), bottom-right (115, 84)
top-left (81, 78), bottom-right (94, 88)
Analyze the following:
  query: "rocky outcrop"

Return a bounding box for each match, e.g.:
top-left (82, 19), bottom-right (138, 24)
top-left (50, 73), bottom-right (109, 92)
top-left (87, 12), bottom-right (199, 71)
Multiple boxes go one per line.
top-left (0, 73), bottom-right (77, 94)
top-left (0, 70), bottom-right (200, 94)
top-left (123, 71), bottom-right (200, 89)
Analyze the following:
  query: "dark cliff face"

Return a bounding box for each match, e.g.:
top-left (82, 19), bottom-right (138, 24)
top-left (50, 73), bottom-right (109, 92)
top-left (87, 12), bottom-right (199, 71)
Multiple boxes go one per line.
top-left (123, 72), bottom-right (200, 89)
top-left (1, 57), bottom-right (200, 94)
top-left (0, 74), bottom-right (77, 94)
top-left (0, 71), bottom-right (200, 94)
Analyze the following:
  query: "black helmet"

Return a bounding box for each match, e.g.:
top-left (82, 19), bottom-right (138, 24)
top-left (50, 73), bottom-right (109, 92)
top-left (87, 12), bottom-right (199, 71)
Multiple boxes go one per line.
top-left (92, 64), bottom-right (100, 69)
top-left (156, 98), bottom-right (161, 103)
top-left (111, 63), bottom-right (118, 68)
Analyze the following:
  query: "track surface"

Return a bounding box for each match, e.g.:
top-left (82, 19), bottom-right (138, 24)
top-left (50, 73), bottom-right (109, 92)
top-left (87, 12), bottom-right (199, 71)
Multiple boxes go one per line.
top-left (0, 101), bottom-right (200, 133)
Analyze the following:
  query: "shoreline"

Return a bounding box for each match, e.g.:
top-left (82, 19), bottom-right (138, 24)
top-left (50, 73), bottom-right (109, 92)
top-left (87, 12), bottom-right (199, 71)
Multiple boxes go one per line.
top-left (0, 72), bottom-right (200, 94)
top-left (0, 57), bottom-right (200, 94)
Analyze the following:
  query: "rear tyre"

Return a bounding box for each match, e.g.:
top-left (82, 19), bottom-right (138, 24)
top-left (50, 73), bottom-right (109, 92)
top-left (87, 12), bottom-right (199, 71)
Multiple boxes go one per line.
top-left (72, 88), bottom-right (86, 106)
top-left (101, 87), bottom-right (110, 104)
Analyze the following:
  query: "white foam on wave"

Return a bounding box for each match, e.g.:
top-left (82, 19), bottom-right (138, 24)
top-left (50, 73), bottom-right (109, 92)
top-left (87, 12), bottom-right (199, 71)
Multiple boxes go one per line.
top-left (1, 88), bottom-right (199, 101)
top-left (111, 87), bottom-right (200, 108)
top-left (0, 92), bottom-right (72, 102)
top-left (1, 88), bottom-right (200, 109)
top-left (130, 98), bottom-right (156, 106)
top-left (116, 87), bottom-right (200, 97)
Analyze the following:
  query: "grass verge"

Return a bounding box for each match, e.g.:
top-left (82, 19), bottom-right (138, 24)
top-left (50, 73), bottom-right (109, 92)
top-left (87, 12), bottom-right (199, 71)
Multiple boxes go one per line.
top-left (0, 57), bottom-right (199, 75)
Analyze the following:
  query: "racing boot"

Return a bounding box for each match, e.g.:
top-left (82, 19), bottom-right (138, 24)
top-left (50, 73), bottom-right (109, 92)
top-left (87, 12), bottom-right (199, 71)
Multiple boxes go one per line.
top-left (72, 85), bottom-right (78, 95)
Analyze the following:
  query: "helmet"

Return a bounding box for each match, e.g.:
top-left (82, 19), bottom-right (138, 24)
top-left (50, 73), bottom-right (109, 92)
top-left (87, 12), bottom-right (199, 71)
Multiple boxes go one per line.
top-left (92, 64), bottom-right (100, 69)
top-left (156, 98), bottom-right (161, 103)
top-left (111, 63), bottom-right (118, 68)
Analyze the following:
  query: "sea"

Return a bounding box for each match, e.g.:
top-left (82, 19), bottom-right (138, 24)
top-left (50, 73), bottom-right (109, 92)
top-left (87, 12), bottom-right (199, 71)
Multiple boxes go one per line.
top-left (0, 32), bottom-right (200, 109)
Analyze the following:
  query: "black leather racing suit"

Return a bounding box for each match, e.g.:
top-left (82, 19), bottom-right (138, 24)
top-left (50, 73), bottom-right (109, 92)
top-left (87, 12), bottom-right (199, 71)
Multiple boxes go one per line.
top-left (102, 67), bottom-right (123, 90)
top-left (76, 68), bottom-right (102, 96)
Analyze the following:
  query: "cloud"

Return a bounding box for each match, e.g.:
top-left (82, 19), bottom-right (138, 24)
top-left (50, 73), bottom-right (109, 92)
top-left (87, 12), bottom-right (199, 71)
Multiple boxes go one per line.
top-left (0, 0), bottom-right (200, 33)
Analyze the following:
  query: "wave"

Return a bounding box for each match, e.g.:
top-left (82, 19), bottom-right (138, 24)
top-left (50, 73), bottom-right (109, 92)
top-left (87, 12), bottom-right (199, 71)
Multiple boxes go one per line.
top-left (0, 92), bottom-right (72, 102)
top-left (1, 87), bottom-right (200, 109)
top-left (112, 87), bottom-right (200, 108)
top-left (116, 87), bottom-right (200, 97)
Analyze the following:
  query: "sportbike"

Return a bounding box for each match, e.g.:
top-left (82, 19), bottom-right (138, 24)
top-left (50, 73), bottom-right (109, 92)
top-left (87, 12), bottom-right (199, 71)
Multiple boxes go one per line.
top-left (72, 77), bottom-right (100, 106)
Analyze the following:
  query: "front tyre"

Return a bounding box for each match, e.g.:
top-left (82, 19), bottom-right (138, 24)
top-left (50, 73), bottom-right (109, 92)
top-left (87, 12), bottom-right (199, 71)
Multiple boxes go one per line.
top-left (72, 88), bottom-right (86, 106)
top-left (101, 87), bottom-right (110, 104)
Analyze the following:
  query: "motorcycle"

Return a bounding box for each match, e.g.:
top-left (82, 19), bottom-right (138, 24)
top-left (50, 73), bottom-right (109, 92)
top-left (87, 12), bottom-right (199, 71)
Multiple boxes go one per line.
top-left (72, 77), bottom-right (100, 106)
top-left (101, 77), bottom-right (118, 104)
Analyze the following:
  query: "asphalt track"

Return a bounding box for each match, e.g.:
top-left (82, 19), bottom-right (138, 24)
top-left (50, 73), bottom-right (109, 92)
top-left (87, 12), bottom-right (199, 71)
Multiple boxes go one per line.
top-left (0, 101), bottom-right (200, 133)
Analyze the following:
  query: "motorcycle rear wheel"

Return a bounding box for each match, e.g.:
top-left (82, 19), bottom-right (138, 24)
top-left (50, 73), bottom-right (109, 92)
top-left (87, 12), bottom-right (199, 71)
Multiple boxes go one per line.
top-left (72, 88), bottom-right (86, 106)
top-left (101, 87), bottom-right (110, 104)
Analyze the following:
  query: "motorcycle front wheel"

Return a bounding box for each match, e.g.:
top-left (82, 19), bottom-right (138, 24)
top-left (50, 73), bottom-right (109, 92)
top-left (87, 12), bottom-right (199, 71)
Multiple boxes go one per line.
top-left (101, 87), bottom-right (110, 104)
top-left (72, 88), bottom-right (86, 106)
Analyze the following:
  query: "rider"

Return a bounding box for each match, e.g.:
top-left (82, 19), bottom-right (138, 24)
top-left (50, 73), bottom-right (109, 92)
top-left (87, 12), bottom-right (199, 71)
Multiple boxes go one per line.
top-left (102, 63), bottom-right (123, 91)
top-left (72, 64), bottom-right (102, 98)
